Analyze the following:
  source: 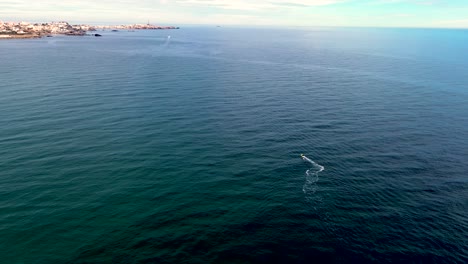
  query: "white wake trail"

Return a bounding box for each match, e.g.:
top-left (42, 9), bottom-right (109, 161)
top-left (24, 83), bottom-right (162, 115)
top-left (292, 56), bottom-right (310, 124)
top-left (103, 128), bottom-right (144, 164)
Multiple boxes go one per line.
top-left (301, 155), bottom-right (324, 195)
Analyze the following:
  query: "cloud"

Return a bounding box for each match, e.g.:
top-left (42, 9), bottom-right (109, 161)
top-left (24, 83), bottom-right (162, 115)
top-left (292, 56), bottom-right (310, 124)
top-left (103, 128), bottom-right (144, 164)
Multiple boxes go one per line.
top-left (2, 0), bottom-right (467, 27)
top-left (176, 0), bottom-right (346, 11)
top-left (375, 0), bottom-right (437, 5)
top-left (432, 18), bottom-right (468, 28)
top-left (392, 13), bottom-right (412, 17)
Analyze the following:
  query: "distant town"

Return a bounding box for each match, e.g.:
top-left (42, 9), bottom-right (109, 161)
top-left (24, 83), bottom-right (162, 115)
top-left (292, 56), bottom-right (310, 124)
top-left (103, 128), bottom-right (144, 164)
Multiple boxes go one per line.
top-left (0, 21), bottom-right (179, 39)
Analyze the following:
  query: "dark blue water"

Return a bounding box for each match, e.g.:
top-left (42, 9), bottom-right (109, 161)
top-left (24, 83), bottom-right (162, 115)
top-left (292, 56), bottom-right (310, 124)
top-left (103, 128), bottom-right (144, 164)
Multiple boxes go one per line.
top-left (1, 27), bottom-right (467, 263)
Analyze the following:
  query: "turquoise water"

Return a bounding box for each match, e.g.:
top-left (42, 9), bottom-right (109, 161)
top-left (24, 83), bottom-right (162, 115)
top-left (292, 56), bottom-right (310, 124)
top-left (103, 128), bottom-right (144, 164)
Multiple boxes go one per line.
top-left (1, 27), bottom-right (467, 263)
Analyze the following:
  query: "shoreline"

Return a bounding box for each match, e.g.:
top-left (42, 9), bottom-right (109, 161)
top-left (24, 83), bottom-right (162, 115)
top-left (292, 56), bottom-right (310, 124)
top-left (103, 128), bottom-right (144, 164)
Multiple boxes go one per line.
top-left (0, 21), bottom-right (179, 40)
top-left (0, 34), bottom-right (41, 39)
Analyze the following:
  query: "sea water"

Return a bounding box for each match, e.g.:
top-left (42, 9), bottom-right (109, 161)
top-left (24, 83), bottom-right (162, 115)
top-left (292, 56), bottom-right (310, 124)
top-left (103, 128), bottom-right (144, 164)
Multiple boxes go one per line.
top-left (1, 27), bottom-right (467, 263)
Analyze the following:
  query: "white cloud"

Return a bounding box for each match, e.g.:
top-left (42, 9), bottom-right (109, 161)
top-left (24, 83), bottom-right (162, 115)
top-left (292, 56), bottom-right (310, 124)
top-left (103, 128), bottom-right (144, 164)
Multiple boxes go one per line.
top-left (392, 14), bottom-right (412, 17)
top-left (431, 19), bottom-right (468, 28)
top-left (374, 0), bottom-right (436, 5)
top-left (176, 0), bottom-right (346, 11)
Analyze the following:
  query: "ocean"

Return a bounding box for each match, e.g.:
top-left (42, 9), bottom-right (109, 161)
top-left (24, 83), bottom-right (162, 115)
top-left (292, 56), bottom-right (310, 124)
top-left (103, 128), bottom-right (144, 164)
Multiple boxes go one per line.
top-left (0, 27), bottom-right (467, 263)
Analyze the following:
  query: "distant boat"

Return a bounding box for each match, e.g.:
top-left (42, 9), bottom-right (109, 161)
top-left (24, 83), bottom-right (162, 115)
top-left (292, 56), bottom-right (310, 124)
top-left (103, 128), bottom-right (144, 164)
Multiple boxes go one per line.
top-left (111, 30), bottom-right (118, 32)
top-left (94, 34), bottom-right (102, 37)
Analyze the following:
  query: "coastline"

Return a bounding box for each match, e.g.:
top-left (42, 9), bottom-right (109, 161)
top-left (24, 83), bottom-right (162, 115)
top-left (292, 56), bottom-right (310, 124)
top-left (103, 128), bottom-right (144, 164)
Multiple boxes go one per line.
top-left (0, 34), bottom-right (41, 39)
top-left (0, 21), bottom-right (179, 40)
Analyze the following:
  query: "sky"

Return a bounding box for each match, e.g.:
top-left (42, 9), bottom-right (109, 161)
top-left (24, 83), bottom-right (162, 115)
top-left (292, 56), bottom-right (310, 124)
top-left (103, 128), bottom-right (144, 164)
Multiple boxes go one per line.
top-left (1, 0), bottom-right (468, 28)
